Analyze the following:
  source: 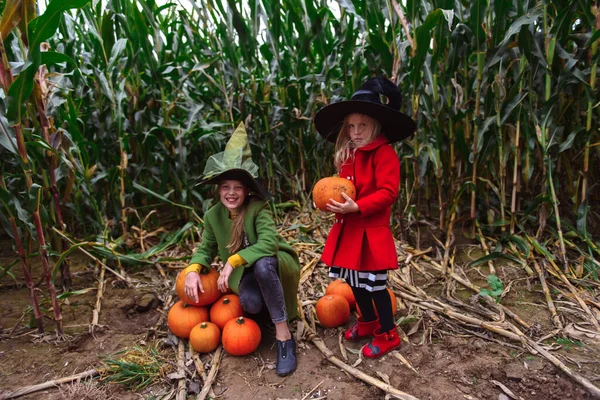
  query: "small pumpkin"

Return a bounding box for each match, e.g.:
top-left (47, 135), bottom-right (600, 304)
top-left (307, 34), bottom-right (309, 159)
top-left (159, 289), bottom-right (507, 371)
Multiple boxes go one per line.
top-left (167, 300), bottom-right (209, 338)
top-left (176, 266), bottom-right (221, 306)
top-left (189, 322), bottom-right (221, 353)
top-left (222, 317), bottom-right (262, 356)
top-left (325, 279), bottom-right (356, 309)
top-left (356, 288), bottom-right (398, 318)
top-left (210, 294), bottom-right (244, 330)
top-left (312, 177), bottom-right (356, 211)
top-left (315, 294), bottom-right (350, 328)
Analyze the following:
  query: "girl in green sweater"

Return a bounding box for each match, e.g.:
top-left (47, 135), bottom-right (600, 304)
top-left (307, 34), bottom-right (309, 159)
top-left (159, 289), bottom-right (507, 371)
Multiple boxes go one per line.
top-left (184, 123), bottom-right (300, 377)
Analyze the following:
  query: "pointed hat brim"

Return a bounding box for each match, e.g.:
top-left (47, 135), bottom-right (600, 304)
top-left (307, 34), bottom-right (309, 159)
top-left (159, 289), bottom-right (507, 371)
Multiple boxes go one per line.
top-left (197, 169), bottom-right (271, 200)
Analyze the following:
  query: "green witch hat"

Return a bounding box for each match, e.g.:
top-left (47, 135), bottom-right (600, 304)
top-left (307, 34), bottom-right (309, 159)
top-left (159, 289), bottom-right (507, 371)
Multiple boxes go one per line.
top-left (198, 122), bottom-right (270, 199)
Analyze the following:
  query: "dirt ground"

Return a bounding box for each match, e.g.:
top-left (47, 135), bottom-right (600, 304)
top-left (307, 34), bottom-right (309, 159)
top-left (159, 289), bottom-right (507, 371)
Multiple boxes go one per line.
top-left (1, 236), bottom-right (599, 400)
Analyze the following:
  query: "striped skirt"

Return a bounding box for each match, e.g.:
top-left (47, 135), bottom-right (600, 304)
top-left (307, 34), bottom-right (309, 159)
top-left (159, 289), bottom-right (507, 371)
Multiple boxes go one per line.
top-left (328, 266), bottom-right (388, 292)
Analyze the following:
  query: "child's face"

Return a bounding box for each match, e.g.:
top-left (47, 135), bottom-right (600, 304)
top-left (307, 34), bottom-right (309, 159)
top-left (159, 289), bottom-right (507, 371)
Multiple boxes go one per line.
top-left (346, 113), bottom-right (377, 147)
top-left (219, 180), bottom-right (248, 212)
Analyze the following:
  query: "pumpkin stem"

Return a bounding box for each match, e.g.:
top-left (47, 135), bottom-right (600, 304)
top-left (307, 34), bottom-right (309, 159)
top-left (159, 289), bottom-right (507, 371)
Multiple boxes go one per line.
top-left (235, 317), bottom-right (245, 325)
top-left (200, 322), bottom-right (208, 328)
top-left (223, 298), bottom-right (230, 305)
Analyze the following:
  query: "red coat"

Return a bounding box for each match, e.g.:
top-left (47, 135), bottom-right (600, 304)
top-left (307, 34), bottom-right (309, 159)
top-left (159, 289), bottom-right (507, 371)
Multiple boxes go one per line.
top-left (321, 135), bottom-right (400, 272)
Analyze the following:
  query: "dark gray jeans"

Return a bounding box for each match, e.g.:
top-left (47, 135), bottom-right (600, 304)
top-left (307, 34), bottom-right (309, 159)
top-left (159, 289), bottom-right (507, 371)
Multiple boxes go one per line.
top-left (238, 256), bottom-right (288, 323)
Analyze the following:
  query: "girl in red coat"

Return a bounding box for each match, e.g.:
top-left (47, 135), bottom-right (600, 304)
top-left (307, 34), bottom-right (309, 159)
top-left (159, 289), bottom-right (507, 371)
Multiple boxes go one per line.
top-left (314, 77), bottom-right (415, 358)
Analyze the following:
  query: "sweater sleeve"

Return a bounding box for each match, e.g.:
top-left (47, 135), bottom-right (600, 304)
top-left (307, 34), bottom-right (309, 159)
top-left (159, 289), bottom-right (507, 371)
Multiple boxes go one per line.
top-left (189, 216), bottom-right (219, 267)
top-left (236, 204), bottom-right (279, 265)
top-left (187, 263), bottom-right (203, 274)
top-left (355, 145), bottom-right (400, 217)
top-left (227, 254), bottom-right (247, 268)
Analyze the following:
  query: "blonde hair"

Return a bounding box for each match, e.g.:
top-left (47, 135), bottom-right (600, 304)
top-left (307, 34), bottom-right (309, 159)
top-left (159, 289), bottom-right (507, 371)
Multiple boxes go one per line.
top-left (227, 203), bottom-right (248, 254)
top-left (333, 114), bottom-right (382, 170)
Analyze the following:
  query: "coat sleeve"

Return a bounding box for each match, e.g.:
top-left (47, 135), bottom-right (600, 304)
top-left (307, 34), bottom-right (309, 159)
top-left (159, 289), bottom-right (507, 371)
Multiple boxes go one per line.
top-left (236, 203), bottom-right (279, 265)
top-left (355, 145), bottom-right (400, 217)
top-left (189, 215), bottom-right (219, 267)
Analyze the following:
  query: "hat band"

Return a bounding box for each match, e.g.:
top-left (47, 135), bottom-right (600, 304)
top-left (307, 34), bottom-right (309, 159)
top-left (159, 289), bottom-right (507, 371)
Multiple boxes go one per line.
top-left (351, 89), bottom-right (376, 99)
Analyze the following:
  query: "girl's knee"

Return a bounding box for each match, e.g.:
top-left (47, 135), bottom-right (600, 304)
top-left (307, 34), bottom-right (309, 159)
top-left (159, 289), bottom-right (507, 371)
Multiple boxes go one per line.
top-left (253, 256), bottom-right (278, 281)
top-left (239, 292), bottom-right (263, 314)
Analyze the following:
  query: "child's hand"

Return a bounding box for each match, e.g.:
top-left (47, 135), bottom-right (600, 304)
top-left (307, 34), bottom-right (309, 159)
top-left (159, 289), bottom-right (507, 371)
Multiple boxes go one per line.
top-left (326, 192), bottom-right (359, 214)
top-left (218, 262), bottom-right (234, 292)
top-left (185, 271), bottom-right (204, 302)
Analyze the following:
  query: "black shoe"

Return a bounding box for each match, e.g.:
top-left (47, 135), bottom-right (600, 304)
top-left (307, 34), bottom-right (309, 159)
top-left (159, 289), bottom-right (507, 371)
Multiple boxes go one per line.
top-left (276, 338), bottom-right (297, 377)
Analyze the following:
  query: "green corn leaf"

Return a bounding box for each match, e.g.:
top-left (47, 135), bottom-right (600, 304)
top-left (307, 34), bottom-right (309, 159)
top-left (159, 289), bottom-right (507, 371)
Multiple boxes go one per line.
top-left (411, 8), bottom-right (444, 87)
top-left (468, 252), bottom-right (525, 268)
top-left (8, 0), bottom-right (90, 123)
top-left (6, 66), bottom-right (35, 124)
top-left (448, 181), bottom-right (475, 216)
top-left (101, 10), bottom-right (115, 57)
top-left (506, 235), bottom-right (531, 258)
top-left (0, 187), bottom-right (17, 218)
top-left (527, 236), bottom-right (555, 261)
top-left (586, 29), bottom-right (600, 48)
top-left (40, 51), bottom-right (77, 68)
top-left (0, 114), bottom-right (18, 155)
top-left (576, 201), bottom-right (589, 238)
top-left (57, 287), bottom-right (95, 300)
top-left (108, 38), bottom-right (128, 71)
top-left (133, 182), bottom-right (196, 212)
top-left (497, 8), bottom-right (542, 48)
top-left (28, 0), bottom-right (91, 52)
top-left (501, 92), bottom-right (528, 125)
top-left (469, 0), bottom-right (488, 50)
top-left (558, 127), bottom-right (584, 153)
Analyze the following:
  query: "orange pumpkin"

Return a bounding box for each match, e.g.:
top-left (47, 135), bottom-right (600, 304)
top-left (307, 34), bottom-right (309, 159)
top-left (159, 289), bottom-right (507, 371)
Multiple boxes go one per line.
top-left (222, 317), bottom-right (262, 356)
top-left (315, 294), bottom-right (350, 328)
top-left (356, 288), bottom-right (398, 318)
top-left (312, 177), bottom-right (356, 211)
top-left (189, 322), bottom-right (221, 353)
top-left (210, 294), bottom-right (244, 330)
top-left (176, 266), bottom-right (221, 306)
top-left (325, 279), bottom-right (356, 309)
top-left (167, 300), bottom-right (209, 338)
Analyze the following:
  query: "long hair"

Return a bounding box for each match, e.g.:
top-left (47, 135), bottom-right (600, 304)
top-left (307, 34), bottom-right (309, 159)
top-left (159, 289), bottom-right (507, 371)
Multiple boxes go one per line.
top-left (221, 181), bottom-right (250, 254)
top-left (333, 114), bottom-right (381, 170)
top-left (227, 203), bottom-right (248, 254)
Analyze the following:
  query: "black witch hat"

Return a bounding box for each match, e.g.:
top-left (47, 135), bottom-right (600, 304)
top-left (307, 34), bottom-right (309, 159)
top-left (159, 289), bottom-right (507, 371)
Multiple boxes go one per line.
top-left (314, 77), bottom-right (416, 143)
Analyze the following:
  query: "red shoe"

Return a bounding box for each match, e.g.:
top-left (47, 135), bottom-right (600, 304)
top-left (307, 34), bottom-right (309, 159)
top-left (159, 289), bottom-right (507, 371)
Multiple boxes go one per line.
top-left (362, 327), bottom-right (401, 358)
top-left (344, 318), bottom-right (380, 341)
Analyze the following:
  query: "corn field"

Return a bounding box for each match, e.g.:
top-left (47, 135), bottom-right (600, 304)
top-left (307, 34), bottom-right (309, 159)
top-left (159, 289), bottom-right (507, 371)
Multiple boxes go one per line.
top-left (0, 0), bottom-right (599, 334)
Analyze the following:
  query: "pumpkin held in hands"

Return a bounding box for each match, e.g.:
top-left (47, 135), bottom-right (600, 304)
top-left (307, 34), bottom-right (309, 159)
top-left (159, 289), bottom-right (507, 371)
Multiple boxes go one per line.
top-left (167, 300), bottom-right (209, 338)
top-left (210, 294), bottom-right (244, 330)
top-left (312, 177), bottom-right (356, 211)
top-left (325, 279), bottom-right (356, 309)
top-left (176, 266), bottom-right (221, 306)
top-left (315, 294), bottom-right (350, 328)
top-left (190, 322), bottom-right (221, 353)
top-left (222, 317), bottom-right (262, 356)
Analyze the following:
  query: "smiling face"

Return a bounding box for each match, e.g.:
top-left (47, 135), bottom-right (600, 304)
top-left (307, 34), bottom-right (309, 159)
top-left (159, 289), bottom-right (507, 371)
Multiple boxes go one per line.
top-left (344, 113), bottom-right (380, 148)
top-left (219, 180), bottom-right (248, 212)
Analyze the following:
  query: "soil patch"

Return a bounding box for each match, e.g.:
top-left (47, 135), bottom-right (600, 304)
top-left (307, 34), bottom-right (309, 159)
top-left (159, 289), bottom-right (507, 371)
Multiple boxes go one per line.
top-left (1, 238), bottom-right (599, 400)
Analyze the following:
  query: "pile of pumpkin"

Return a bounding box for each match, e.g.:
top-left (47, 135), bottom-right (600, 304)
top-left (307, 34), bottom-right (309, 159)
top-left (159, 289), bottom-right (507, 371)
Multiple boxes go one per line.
top-left (167, 266), bottom-right (261, 356)
top-left (316, 279), bottom-right (397, 328)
